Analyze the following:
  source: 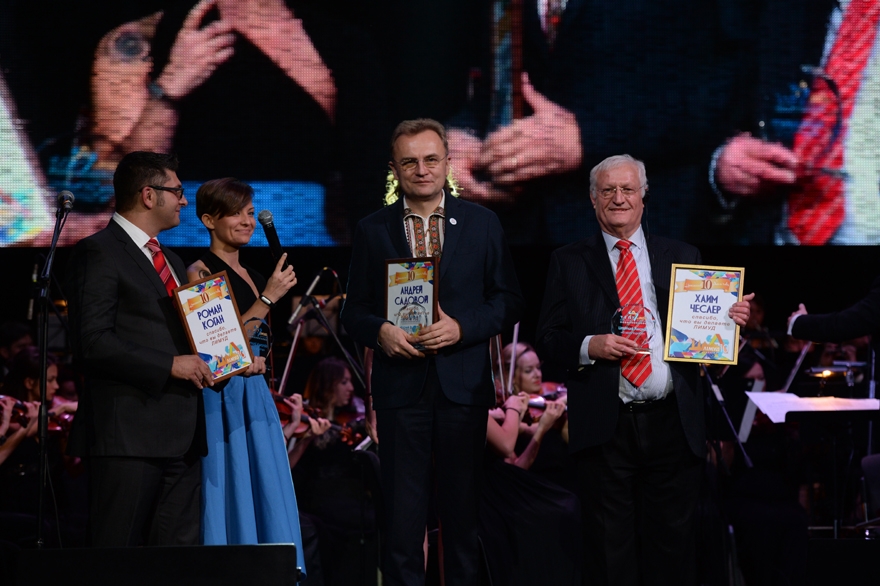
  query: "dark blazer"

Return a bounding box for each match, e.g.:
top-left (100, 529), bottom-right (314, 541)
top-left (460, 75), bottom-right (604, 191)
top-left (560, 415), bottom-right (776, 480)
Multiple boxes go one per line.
top-left (536, 232), bottom-right (705, 457)
top-left (792, 276), bottom-right (880, 343)
top-left (447, 0), bottom-right (744, 244)
top-left (66, 219), bottom-right (205, 458)
top-left (702, 0), bottom-right (839, 244)
top-left (341, 195), bottom-right (524, 409)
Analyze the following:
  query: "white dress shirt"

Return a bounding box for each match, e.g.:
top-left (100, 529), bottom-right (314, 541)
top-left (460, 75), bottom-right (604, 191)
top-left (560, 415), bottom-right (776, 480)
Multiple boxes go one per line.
top-left (579, 227), bottom-right (674, 403)
top-left (112, 212), bottom-right (182, 286)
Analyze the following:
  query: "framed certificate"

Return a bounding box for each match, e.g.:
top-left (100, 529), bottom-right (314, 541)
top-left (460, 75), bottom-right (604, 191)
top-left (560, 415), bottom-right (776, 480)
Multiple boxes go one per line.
top-left (173, 270), bottom-right (253, 382)
top-left (385, 257), bottom-right (438, 338)
top-left (663, 264), bottom-right (744, 365)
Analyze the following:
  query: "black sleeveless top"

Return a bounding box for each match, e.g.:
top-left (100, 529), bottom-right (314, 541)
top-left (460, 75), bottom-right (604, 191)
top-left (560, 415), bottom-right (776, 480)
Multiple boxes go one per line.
top-left (199, 251), bottom-right (269, 390)
top-left (199, 251), bottom-right (267, 312)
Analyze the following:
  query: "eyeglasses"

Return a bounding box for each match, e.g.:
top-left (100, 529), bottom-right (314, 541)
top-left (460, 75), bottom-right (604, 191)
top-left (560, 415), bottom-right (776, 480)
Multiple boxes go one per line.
top-left (396, 155), bottom-right (447, 172)
top-left (148, 185), bottom-right (185, 199)
top-left (595, 185), bottom-right (644, 199)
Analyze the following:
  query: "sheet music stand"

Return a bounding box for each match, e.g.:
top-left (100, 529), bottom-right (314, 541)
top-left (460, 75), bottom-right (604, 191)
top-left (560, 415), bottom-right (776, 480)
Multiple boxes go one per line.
top-left (741, 393), bottom-right (880, 538)
top-left (786, 408), bottom-right (880, 539)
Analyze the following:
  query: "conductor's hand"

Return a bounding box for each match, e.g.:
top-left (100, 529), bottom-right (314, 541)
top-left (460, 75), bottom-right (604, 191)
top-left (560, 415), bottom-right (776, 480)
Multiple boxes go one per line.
top-left (378, 322), bottom-right (423, 359)
top-left (414, 305), bottom-right (462, 352)
top-left (588, 334), bottom-right (639, 361)
top-left (172, 355), bottom-right (215, 389)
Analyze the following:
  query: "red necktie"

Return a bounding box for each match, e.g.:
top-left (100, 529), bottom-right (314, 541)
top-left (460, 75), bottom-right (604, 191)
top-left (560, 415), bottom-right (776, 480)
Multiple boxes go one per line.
top-left (787, 0), bottom-right (880, 245)
top-left (146, 238), bottom-right (177, 297)
top-left (615, 240), bottom-right (652, 388)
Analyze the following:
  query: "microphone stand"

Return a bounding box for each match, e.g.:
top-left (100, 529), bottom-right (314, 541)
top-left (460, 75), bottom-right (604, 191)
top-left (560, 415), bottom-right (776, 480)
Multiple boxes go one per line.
top-left (869, 346), bottom-right (876, 455)
top-left (702, 364), bottom-right (753, 469)
top-left (35, 200), bottom-right (71, 548)
top-left (303, 295), bottom-right (365, 390)
top-left (278, 320), bottom-right (304, 395)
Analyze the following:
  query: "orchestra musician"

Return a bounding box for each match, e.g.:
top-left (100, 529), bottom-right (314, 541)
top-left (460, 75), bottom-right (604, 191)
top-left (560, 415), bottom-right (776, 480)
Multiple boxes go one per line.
top-left (497, 342), bottom-right (576, 492)
top-left (0, 347), bottom-right (86, 546)
top-left (480, 349), bottom-right (580, 585)
top-left (291, 357), bottom-right (374, 586)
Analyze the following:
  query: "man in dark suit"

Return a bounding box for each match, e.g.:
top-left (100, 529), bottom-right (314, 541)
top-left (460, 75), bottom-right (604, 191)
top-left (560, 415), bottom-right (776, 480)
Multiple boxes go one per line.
top-left (341, 118), bottom-right (523, 585)
top-left (536, 154), bottom-right (752, 585)
top-left (66, 151), bottom-right (214, 546)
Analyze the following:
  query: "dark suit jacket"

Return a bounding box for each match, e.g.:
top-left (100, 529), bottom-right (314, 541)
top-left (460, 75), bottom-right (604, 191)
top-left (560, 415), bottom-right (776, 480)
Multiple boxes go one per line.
top-left (702, 0), bottom-right (839, 244)
top-left (341, 195), bottom-right (524, 409)
top-left (792, 276), bottom-right (880, 343)
top-left (66, 219), bottom-right (205, 458)
top-left (448, 0), bottom-right (744, 244)
top-left (536, 232), bottom-right (705, 457)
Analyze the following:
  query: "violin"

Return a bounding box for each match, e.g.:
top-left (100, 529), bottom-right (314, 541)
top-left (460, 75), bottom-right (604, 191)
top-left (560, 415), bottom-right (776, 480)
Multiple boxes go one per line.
top-left (524, 383), bottom-right (568, 425)
top-left (271, 392), bottom-right (364, 446)
top-left (0, 395), bottom-right (30, 427)
top-left (0, 395), bottom-right (74, 434)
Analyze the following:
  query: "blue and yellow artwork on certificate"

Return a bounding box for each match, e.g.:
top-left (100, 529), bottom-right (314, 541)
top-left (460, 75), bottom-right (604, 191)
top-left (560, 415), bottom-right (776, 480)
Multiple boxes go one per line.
top-left (664, 265), bottom-right (744, 365)
top-left (175, 270), bottom-right (253, 382)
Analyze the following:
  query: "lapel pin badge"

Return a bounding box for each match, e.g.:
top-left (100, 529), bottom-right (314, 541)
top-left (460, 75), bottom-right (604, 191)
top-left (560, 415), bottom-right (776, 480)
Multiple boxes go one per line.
top-left (449, 218), bottom-right (457, 225)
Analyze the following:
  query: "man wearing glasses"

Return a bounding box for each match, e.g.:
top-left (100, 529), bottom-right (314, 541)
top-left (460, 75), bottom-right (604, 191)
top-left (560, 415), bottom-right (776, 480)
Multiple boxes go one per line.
top-left (342, 119), bottom-right (523, 585)
top-left (66, 151), bottom-right (214, 546)
top-left (537, 154), bottom-right (752, 585)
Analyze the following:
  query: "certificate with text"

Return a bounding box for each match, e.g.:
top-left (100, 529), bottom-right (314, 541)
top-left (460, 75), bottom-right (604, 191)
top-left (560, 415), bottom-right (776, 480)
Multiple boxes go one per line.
top-left (173, 270), bottom-right (253, 382)
top-left (385, 257), bottom-right (438, 339)
top-left (663, 264), bottom-right (743, 365)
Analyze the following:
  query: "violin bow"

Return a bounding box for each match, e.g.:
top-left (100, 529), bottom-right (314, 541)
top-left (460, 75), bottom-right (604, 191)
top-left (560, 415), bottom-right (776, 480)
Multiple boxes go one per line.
top-left (491, 334), bottom-right (505, 400)
top-left (506, 322), bottom-right (521, 398)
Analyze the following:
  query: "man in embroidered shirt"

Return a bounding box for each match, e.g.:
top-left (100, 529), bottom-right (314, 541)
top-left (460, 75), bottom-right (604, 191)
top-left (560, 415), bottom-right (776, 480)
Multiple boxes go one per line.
top-left (341, 118), bottom-right (523, 585)
top-left (537, 154), bottom-right (752, 585)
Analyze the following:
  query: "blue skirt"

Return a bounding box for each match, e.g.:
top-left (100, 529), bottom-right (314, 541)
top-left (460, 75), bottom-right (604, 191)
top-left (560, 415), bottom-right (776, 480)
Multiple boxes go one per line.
top-left (201, 374), bottom-right (305, 573)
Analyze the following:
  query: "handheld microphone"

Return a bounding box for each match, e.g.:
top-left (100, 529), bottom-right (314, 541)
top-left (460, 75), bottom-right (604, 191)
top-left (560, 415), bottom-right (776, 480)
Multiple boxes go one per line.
top-left (257, 210), bottom-right (289, 270)
top-left (288, 268), bottom-right (327, 325)
top-left (57, 190), bottom-right (75, 212)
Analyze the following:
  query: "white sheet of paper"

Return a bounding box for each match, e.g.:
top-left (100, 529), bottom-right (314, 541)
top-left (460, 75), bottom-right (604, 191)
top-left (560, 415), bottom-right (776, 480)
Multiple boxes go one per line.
top-left (737, 379), bottom-right (764, 442)
top-left (744, 392), bottom-right (880, 424)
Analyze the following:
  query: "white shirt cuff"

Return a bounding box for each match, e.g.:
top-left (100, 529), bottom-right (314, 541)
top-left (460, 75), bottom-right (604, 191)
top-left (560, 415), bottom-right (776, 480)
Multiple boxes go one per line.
top-left (787, 314), bottom-right (800, 336)
top-left (580, 335), bottom-right (595, 366)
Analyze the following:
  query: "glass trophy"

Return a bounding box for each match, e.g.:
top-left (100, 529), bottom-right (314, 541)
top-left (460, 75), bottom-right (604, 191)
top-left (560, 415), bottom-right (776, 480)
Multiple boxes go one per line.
top-left (611, 304), bottom-right (657, 355)
top-left (396, 302), bottom-right (430, 351)
top-left (762, 65), bottom-right (845, 179)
